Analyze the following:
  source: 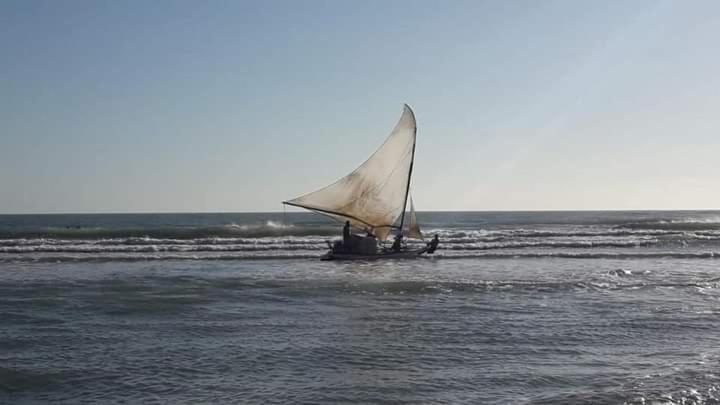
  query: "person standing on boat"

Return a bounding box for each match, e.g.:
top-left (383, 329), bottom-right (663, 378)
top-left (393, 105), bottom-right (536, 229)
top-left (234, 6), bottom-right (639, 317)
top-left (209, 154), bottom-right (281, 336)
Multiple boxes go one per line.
top-left (427, 234), bottom-right (439, 254)
top-left (343, 221), bottom-right (351, 245)
top-left (391, 234), bottom-right (402, 252)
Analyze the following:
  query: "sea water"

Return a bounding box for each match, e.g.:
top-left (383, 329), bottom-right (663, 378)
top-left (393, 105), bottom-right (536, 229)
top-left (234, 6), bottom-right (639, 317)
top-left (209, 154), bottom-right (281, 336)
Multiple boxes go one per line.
top-left (1, 211), bottom-right (720, 404)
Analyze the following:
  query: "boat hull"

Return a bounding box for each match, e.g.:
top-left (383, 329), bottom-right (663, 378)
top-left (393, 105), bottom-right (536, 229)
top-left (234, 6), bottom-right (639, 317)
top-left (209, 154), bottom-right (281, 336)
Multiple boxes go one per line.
top-left (321, 247), bottom-right (428, 261)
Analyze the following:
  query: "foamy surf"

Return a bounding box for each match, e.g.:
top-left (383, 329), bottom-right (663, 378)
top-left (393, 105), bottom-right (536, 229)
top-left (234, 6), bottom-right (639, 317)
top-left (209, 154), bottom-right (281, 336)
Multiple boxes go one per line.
top-left (2, 211), bottom-right (720, 262)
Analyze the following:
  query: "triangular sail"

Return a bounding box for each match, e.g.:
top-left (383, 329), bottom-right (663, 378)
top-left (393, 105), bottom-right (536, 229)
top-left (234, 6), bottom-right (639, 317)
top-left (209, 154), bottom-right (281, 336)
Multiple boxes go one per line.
top-left (404, 194), bottom-right (424, 240)
top-left (284, 105), bottom-right (417, 241)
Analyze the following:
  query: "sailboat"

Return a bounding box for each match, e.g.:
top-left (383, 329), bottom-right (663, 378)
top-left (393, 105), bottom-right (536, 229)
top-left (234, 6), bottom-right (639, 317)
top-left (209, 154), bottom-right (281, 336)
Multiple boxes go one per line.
top-left (283, 104), bottom-right (436, 260)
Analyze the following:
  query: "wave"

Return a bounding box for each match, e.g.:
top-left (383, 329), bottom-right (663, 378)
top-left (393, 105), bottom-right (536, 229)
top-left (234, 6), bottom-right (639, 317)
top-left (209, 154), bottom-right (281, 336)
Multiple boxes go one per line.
top-left (4, 219), bottom-right (720, 263)
top-left (2, 232), bottom-right (717, 250)
top-left (3, 223), bottom-right (720, 246)
top-left (618, 219), bottom-right (720, 231)
top-left (438, 240), bottom-right (659, 250)
top-left (2, 250), bottom-right (720, 263)
top-left (0, 253), bottom-right (323, 262)
top-left (438, 251), bottom-right (720, 259)
top-left (0, 236), bottom-right (334, 247)
top-left (425, 228), bottom-right (717, 240)
top-left (4, 225), bottom-right (711, 243)
top-left (0, 237), bottom-right (668, 253)
top-left (0, 243), bottom-right (327, 253)
top-left (0, 222), bottom-right (339, 240)
top-left (3, 231), bottom-right (720, 258)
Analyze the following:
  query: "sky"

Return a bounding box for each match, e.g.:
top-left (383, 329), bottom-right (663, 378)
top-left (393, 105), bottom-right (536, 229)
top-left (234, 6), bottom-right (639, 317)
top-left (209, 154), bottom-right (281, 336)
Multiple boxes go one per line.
top-left (2, 0), bottom-right (720, 213)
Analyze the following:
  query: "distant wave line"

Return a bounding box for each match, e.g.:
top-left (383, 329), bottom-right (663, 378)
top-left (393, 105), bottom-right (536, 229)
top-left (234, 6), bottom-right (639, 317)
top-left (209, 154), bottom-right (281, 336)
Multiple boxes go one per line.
top-left (2, 250), bottom-right (720, 263)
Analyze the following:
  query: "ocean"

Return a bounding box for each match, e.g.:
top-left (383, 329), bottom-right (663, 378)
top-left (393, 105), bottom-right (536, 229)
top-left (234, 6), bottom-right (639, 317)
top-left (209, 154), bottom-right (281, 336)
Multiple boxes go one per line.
top-left (1, 211), bottom-right (720, 404)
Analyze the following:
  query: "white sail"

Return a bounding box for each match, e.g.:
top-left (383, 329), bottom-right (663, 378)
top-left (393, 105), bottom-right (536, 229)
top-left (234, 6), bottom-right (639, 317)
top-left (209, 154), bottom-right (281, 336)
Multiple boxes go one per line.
top-left (284, 104), bottom-right (417, 241)
top-left (404, 194), bottom-right (424, 240)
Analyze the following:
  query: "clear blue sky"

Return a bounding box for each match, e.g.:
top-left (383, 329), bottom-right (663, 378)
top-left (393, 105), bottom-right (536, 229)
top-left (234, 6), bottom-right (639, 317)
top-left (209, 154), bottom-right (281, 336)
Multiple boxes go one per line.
top-left (2, 0), bottom-right (720, 213)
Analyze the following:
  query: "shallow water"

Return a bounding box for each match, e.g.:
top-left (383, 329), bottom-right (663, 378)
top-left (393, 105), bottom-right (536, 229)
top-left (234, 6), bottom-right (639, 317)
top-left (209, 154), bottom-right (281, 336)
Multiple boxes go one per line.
top-left (1, 258), bottom-right (720, 404)
top-left (2, 212), bottom-right (720, 403)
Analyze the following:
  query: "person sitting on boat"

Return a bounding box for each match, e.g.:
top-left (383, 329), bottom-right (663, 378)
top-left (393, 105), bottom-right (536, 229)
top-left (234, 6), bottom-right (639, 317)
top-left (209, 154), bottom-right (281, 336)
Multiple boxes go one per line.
top-left (391, 234), bottom-right (402, 252)
top-left (427, 234), bottom-right (439, 254)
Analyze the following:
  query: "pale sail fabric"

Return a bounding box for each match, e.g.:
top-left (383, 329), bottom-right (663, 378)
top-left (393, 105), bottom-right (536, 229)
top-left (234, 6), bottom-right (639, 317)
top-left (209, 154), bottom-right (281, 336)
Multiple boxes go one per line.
top-left (284, 105), bottom-right (417, 241)
top-left (404, 194), bottom-right (424, 240)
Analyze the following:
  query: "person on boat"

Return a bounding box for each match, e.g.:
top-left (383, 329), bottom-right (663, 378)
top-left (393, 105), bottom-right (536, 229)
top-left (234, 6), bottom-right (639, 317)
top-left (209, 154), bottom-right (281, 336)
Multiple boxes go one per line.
top-left (343, 221), bottom-right (351, 245)
top-left (427, 234), bottom-right (439, 254)
top-left (391, 234), bottom-right (402, 252)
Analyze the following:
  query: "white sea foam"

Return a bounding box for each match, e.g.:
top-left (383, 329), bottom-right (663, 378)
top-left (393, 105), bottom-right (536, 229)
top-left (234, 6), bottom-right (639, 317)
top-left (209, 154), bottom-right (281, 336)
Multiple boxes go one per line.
top-left (3, 212), bottom-right (720, 262)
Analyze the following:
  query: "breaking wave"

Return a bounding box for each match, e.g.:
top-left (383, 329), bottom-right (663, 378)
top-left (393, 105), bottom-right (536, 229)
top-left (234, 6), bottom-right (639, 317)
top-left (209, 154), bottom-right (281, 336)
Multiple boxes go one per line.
top-left (0, 222), bottom-right (338, 240)
top-left (617, 218), bottom-right (720, 231)
top-left (4, 212), bottom-right (720, 262)
top-left (2, 250), bottom-right (720, 263)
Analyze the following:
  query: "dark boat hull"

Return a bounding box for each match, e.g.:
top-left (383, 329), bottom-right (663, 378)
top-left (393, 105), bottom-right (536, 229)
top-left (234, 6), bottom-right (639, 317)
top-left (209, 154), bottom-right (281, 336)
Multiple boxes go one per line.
top-left (321, 247), bottom-right (429, 261)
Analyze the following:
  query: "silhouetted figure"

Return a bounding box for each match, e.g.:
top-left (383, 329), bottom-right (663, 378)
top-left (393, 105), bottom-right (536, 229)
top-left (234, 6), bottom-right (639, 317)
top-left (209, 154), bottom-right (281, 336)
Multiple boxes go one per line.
top-left (427, 234), bottom-right (439, 254)
top-left (391, 234), bottom-right (402, 252)
top-left (343, 221), bottom-right (351, 245)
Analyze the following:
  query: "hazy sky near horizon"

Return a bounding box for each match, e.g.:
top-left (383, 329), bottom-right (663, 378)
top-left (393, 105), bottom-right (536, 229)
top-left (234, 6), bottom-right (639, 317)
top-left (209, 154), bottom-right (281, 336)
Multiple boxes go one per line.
top-left (2, 0), bottom-right (720, 213)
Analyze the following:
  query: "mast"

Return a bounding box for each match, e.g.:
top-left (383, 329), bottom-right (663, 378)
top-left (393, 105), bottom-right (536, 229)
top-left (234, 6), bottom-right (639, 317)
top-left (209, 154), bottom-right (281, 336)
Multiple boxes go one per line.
top-left (398, 105), bottom-right (417, 235)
